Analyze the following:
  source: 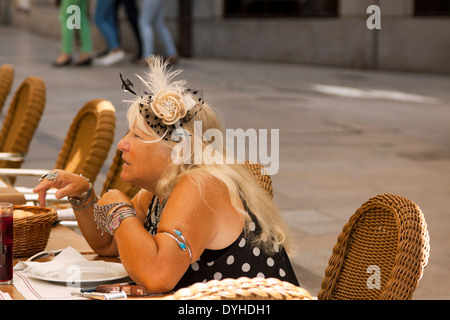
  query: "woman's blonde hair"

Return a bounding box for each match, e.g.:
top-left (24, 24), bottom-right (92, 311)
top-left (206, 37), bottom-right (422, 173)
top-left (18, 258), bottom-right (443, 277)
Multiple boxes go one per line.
top-left (125, 57), bottom-right (292, 254)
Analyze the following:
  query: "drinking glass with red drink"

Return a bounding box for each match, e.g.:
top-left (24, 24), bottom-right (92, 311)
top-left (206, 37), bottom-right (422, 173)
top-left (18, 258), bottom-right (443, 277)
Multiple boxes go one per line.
top-left (0, 202), bottom-right (13, 285)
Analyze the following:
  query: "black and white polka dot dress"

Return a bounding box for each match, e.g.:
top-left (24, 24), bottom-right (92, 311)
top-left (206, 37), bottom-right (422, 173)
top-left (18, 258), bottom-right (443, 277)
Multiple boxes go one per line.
top-left (144, 195), bottom-right (300, 290)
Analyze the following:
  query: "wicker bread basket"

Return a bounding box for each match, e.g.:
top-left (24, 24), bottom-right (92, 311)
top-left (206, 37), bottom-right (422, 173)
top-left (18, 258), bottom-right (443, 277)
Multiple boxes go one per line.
top-left (13, 205), bottom-right (58, 257)
top-left (172, 277), bottom-right (314, 300)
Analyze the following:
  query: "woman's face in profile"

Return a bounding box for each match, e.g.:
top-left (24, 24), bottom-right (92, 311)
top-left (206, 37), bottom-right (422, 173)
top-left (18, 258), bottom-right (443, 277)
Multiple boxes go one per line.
top-left (118, 126), bottom-right (171, 190)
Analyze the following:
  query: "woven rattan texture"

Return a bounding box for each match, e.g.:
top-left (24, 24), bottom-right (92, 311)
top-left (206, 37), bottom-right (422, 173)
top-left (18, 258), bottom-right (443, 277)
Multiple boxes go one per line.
top-left (172, 277), bottom-right (313, 300)
top-left (101, 148), bottom-right (140, 199)
top-left (318, 193), bottom-right (430, 300)
top-left (54, 99), bottom-right (115, 184)
top-left (0, 64), bottom-right (14, 114)
top-left (241, 161), bottom-right (274, 199)
top-left (13, 205), bottom-right (58, 257)
top-left (0, 76), bottom-right (46, 169)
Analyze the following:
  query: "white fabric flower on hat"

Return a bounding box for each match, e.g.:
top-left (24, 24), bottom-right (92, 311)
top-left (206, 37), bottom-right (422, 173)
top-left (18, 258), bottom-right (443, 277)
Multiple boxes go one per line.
top-left (151, 91), bottom-right (187, 125)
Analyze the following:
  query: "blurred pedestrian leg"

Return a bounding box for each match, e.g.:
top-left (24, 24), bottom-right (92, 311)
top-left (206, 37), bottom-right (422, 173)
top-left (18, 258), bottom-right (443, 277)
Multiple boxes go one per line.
top-left (139, 0), bottom-right (178, 64)
top-left (54, 0), bottom-right (93, 67)
top-left (94, 0), bottom-right (125, 66)
top-left (115, 0), bottom-right (142, 60)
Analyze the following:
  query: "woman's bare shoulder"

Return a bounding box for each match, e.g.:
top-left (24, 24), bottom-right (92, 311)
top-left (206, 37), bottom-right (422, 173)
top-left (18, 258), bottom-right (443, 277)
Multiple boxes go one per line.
top-left (172, 172), bottom-right (229, 202)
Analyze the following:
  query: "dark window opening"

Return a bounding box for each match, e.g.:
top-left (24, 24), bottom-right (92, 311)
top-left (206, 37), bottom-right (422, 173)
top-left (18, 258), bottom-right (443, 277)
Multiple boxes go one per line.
top-left (224, 0), bottom-right (339, 18)
top-left (414, 0), bottom-right (450, 16)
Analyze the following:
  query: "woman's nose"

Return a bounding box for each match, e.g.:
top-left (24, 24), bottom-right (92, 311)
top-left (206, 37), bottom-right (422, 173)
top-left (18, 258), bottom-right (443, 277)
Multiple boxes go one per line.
top-left (118, 136), bottom-right (129, 152)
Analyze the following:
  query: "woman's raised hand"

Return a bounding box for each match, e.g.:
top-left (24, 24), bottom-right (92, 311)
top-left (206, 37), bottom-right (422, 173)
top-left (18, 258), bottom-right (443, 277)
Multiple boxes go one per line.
top-left (33, 170), bottom-right (91, 207)
top-left (97, 189), bottom-right (132, 207)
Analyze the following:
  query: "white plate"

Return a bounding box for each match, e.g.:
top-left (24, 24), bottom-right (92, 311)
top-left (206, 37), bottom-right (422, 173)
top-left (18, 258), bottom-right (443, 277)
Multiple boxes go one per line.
top-left (27, 261), bottom-right (129, 284)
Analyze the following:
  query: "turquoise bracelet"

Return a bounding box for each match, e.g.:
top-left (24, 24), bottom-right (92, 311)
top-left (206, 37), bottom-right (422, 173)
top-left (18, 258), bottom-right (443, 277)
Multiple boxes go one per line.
top-left (158, 229), bottom-right (192, 260)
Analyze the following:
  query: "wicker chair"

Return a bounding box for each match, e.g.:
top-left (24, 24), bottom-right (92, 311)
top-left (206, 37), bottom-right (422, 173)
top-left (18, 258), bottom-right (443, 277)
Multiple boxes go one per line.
top-left (101, 148), bottom-right (140, 199)
top-left (0, 64), bottom-right (14, 114)
top-left (318, 193), bottom-right (430, 300)
top-left (241, 161), bottom-right (274, 199)
top-left (0, 76), bottom-right (46, 172)
top-left (52, 99), bottom-right (116, 183)
top-left (171, 277), bottom-right (314, 300)
top-left (0, 99), bottom-right (116, 202)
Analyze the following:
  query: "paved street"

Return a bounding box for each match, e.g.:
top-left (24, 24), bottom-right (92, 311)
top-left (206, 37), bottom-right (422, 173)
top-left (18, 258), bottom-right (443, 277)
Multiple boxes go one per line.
top-left (1, 27), bottom-right (449, 299)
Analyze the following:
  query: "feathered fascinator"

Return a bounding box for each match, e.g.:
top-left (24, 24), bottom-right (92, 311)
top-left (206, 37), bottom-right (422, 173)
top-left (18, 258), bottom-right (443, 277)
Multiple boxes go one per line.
top-left (120, 56), bottom-right (204, 141)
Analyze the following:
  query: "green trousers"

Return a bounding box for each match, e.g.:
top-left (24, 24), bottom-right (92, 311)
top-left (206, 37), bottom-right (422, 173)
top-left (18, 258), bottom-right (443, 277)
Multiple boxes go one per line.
top-left (60, 0), bottom-right (93, 54)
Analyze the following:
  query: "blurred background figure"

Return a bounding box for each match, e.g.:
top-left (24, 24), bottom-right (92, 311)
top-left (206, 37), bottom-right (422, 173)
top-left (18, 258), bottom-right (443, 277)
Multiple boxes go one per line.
top-left (115, 0), bottom-right (142, 61)
top-left (53, 0), bottom-right (93, 67)
top-left (138, 0), bottom-right (178, 64)
top-left (93, 0), bottom-right (126, 66)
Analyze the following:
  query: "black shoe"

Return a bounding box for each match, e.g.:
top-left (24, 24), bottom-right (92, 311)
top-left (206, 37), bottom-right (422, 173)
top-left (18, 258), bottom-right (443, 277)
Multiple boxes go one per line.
top-left (74, 57), bottom-right (92, 67)
top-left (52, 57), bottom-right (72, 67)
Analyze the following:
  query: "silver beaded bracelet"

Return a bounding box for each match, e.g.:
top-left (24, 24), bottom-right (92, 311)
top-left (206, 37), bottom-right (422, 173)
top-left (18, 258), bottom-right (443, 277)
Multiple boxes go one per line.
top-left (107, 206), bottom-right (137, 235)
top-left (93, 202), bottom-right (136, 235)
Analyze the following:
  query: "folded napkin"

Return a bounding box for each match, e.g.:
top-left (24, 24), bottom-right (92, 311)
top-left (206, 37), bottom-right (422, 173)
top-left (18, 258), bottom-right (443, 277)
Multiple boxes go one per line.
top-left (56, 207), bottom-right (77, 221)
top-left (14, 246), bottom-right (85, 272)
top-left (14, 247), bottom-right (91, 300)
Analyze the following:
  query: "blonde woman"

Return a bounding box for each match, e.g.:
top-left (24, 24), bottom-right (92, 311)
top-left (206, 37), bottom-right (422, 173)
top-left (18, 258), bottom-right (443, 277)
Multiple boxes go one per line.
top-left (33, 57), bottom-right (299, 293)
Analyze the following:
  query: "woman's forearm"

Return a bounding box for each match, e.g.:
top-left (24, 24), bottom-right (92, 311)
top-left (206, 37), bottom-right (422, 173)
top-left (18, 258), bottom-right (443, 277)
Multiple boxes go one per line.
top-left (72, 192), bottom-right (118, 256)
top-left (113, 218), bottom-right (179, 292)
